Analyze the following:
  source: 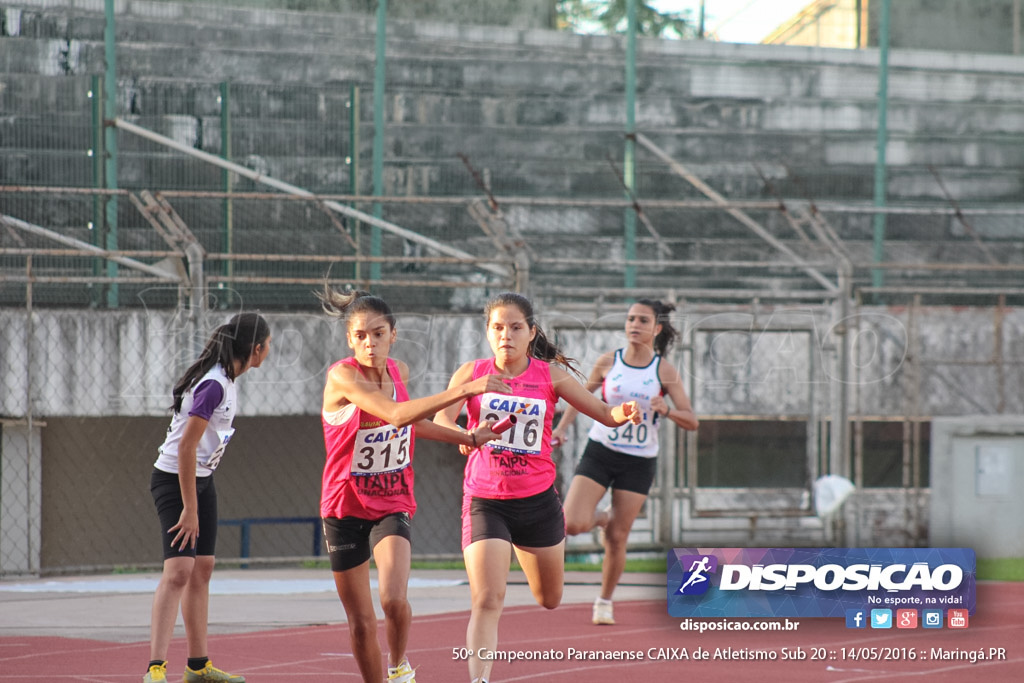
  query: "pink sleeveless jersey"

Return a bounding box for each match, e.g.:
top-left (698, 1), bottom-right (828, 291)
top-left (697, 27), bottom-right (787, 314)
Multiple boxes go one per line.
top-left (464, 358), bottom-right (558, 499)
top-left (320, 357), bottom-right (416, 520)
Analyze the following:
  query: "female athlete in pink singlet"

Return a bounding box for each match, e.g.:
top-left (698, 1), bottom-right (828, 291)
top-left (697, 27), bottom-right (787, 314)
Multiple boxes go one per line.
top-left (435, 292), bottom-right (642, 683)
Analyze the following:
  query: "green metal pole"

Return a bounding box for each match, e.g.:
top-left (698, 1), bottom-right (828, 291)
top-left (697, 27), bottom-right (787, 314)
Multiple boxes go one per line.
top-left (855, 0), bottom-right (864, 48)
top-left (371, 0), bottom-right (387, 284)
top-left (871, 0), bottom-right (892, 289)
top-left (90, 75), bottom-right (104, 308)
top-left (349, 84), bottom-right (361, 281)
top-left (220, 81), bottom-right (233, 306)
top-left (103, 0), bottom-right (119, 307)
top-left (624, 0), bottom-right (638, 291)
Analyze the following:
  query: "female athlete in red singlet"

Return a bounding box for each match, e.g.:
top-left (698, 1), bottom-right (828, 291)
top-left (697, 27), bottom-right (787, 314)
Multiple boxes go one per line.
top-left (317, 287), bottom-right (508, 683)
top-left (434, 292), bottom-right (641, 683)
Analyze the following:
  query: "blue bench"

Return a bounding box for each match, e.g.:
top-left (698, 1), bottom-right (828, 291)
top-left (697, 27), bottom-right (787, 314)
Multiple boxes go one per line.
top-left (220, 516), bottom-right (323, 560)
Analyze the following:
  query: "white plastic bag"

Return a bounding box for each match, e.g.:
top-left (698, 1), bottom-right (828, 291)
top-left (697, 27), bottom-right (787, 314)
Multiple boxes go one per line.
top-left (813, 474), bottom-right (855, 518)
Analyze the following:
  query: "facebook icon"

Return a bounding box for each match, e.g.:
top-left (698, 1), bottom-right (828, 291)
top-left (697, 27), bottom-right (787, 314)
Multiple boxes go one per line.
top-left (845, 609), bottom-right (866, 629)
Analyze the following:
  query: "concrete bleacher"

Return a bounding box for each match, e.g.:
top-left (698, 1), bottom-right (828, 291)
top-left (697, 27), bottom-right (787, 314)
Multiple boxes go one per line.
top-left (3, 0), bottom-right (1024, 306)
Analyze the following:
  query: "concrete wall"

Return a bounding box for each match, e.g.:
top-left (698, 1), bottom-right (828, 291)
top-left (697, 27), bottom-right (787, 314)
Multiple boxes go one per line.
top-left (3, 303), bottom-right (1016, 571)
top-left (3, 0), bottom-right (1023, 568)
top-left (2, 0), bottom-right (1023, 245)
top-left (0, 422), bottom-right (42, 575)
top-left (134, 0), bottom-right (555, 29)
top-left (6, 306), bottom-right (1024, 421)
top-left (3, 0), bottom-right (1024, 311)
top-left (877, 0), bottom-right (1022, 55)
top-left (30, 414), bottom-right (467, 570)
top-left (930, 416), bottom-right (1024, 558)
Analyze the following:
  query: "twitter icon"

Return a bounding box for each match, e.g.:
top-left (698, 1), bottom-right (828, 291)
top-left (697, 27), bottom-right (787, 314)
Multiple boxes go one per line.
top-left (870, 609), bottom-right (892, 629)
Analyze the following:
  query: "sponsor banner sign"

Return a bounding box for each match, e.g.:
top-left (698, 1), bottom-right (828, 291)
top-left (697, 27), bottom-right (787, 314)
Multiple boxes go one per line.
top-left (667, 548), bottom-right (975, 619)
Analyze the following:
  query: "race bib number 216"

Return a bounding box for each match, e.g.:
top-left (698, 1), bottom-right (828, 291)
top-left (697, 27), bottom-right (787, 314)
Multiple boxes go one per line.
top-left (480, 392), bottom-right (546, 455)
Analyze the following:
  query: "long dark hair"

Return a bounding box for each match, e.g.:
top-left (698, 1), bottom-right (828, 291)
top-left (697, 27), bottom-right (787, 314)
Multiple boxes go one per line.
top-left (485, 292), bottom-right (579, 374)
top-left (316, 284), bottom-right (396, 329)
top-left (172, 312), bottom-right (270, 412)
top-left (634, 298), bottom-right (679, 356)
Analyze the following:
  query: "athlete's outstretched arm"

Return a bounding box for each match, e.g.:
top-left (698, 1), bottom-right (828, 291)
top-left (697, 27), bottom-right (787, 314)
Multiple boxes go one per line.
top-left (550, 365), bottom-right (641, 428)
top-left (433, 361), bottom-right (475, 428)
top-left (433, 361), bottom-right (480, 455)
top-left (551, 351), bottom-right (614, 446)
top-left (323, 359), bottom-right (508, 428)
top-left (415, 419), bottom-right (500, 449)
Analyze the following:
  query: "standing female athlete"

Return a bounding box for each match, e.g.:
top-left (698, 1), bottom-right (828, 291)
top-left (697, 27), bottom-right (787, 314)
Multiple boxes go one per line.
top-left (317, 287), bottom-right (509, 683)
top-left (553, 299), bottom-right (698, 626)
top-left (144, 312), bottom-right (271, 683)
top-left (434, 292), bottom-right (641, 683)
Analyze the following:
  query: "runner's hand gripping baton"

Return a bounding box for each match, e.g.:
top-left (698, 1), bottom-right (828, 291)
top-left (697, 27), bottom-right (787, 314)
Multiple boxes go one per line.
top-left (491, 415), bottom-right (517, 434)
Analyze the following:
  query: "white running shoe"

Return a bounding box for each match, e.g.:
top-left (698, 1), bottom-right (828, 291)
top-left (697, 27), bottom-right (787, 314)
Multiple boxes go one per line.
top-left (592, 598), bottom-right (615, 625)
top-left (387, 658), bottom-right (416, 683)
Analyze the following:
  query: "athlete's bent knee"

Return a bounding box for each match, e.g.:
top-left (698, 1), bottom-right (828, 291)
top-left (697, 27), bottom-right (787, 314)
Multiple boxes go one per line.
top-left (564, 518), bottom-right (589, 536)
top-left (538, 592), bottom-right (562, 610)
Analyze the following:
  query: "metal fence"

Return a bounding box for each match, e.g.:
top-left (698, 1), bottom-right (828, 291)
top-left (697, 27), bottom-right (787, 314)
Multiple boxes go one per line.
top-left (4, 267), bottom-right (1024, 575)
top-left (4, 0), bottom-right (1024, 575)
top-left (4, 132), bottom-right (1024, 575)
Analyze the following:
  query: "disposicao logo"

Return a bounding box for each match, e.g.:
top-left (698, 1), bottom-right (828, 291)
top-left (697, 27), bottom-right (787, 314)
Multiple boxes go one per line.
top-left (667, 548), bottom-right (976, 619)
top-left (675, 555), bottom-right (718, 596)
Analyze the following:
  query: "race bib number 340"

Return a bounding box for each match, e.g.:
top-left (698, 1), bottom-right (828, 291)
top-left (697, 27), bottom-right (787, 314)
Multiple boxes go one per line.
top-left (480, 392), bottom-right (546, 455)
top-left (353, 423), bottom-right (411, 474)
top-left (607, 415), bottom-right (652, 448)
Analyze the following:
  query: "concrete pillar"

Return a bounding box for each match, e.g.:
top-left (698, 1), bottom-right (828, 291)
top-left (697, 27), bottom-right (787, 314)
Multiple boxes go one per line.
top-left (1, 422), bottom-right (42, 576)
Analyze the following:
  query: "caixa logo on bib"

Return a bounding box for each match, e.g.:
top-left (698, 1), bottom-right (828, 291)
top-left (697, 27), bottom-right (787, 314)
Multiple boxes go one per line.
top-left (667, 548), bottom-right (976, 619)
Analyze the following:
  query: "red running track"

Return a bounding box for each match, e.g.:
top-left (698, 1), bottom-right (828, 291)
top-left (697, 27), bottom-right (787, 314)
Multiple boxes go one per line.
top-left (2, 582), bottom-right (1023, 682)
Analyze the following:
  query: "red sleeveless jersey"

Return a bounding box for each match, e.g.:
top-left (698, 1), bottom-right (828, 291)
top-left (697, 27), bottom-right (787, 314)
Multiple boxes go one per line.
top-left (463, 357), bottom-right (558, 499)
top-left (320, 357), bottom-right (416, 520)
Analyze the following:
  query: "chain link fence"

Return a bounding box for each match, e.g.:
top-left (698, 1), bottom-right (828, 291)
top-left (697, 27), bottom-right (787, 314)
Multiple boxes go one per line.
top-left (5, 0), bottom-right (1024, 575)
top-left (4, 106), bottom-right (1024, 573)
top-left (5, 217), bottom-right (1024, 575)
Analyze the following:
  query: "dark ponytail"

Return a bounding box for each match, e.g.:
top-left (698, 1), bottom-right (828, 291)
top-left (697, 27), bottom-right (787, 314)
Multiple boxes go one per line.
top-left (316, 284), bottom-right (396, 329)
top-left (172, 312), bottom-right (270, 412)
top-left (635, 298), bottom-right (679, 356)
top-left (485, 292), bottom-right (579, 375)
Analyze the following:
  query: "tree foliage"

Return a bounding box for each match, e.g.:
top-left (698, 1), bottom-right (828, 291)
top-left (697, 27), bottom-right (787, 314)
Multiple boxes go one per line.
top-left (557, 0), bottom-right (695, 38)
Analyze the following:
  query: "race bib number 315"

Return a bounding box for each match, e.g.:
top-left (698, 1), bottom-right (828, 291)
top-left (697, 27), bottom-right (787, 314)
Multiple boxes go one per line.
top-left (480, 392), bottom-right (546, 455)
top-left (353, 423), bottom-right (412, 474)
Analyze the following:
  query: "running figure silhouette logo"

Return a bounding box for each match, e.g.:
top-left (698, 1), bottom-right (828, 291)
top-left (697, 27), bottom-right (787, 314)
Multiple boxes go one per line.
top-left (676, 554), bottom-right (718, 595)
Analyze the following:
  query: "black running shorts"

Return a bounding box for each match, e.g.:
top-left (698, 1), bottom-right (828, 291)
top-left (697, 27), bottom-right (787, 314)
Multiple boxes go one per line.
top-left (462, 486), bottom-right (565, 550)
top-left (321, 512), bottom-right (412, 572)
top-left (150, 468), bottom-right (218, 559)
top-left (574, 439), bottom-right (658, 495)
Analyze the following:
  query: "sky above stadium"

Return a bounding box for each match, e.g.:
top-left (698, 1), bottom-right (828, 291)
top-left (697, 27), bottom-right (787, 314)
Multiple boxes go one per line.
top-left (653, 0), bottom-right (814, 43)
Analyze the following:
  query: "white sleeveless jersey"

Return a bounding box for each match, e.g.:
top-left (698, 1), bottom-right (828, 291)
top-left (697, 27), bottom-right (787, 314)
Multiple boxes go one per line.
top-left (154, 364), bottom-right (238, 477)
top-left (587, 349), bottom-right (663, 458)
